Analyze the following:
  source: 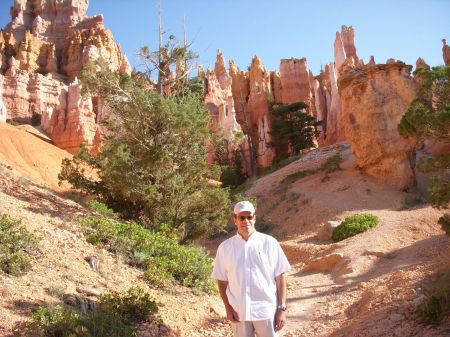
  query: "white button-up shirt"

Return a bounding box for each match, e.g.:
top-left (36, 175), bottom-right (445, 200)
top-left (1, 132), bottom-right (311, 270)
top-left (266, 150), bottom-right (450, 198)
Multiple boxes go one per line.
top-left (212, 231), bottom-right (291, 321)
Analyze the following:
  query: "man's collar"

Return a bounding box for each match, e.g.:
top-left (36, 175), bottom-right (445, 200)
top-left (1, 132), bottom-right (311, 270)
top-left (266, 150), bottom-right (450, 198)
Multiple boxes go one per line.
top-left (236, 230), bottom-right (258, 241)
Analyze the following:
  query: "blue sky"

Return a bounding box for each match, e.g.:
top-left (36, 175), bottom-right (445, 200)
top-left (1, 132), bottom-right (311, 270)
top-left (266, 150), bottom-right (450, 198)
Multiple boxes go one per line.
top-left (1, 0), bottom-right (449, 75)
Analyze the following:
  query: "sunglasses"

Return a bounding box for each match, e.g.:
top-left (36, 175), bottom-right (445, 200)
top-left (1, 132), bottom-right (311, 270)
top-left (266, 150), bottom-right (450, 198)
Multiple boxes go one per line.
top-left (239, 215), bottom-right (255, 221)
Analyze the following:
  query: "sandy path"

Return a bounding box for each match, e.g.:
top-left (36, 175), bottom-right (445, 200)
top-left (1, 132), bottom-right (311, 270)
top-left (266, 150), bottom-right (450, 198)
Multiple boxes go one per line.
top-left (284, 272), bottom-right (337, 336)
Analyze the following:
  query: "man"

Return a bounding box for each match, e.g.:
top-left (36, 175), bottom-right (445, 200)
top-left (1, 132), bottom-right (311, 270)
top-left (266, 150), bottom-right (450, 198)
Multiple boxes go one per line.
top-left (212, 200), bottom-right (291, 337)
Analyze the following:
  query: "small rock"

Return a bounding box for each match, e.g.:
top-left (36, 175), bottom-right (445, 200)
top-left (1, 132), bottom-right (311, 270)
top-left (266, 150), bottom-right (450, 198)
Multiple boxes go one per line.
top-left (304, 253), bottom-right (345, 272)
top-left (357, 282), bottom-right (367, 289)
top-left (76, 286), bottom-right (101, 297)
top-left (85, 256), bottom-right (99, 272)
top-left (316, 220), bottom-right (342, 240)
top-left (390, 312), bottom-right (404, 322)
top-left (384, 252), bottom-right (398, 259)
top-left (363, 250), bottom-right (386, 257)
top-left (63, 293), bottom-right (84, 307)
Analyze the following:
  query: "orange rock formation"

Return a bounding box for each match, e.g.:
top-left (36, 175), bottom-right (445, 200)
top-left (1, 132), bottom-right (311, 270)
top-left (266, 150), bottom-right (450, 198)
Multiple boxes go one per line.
top-left (338, 62), bottom-right (417, 189)
top-left (0, 0), bottom-right (131, 154)
top-left (2, 2), bottom-right (446, 190)
top-left (442, 39), bottom-right (450, 66)
top-left (203, 51), bottom-right (241, 165)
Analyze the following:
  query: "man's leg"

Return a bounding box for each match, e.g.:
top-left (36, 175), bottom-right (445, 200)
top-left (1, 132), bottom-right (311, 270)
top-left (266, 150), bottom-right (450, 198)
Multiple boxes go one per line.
top-left (232, 321), bottom-right (255, 337)
top-left (253, 318), bottom-right (277, 337)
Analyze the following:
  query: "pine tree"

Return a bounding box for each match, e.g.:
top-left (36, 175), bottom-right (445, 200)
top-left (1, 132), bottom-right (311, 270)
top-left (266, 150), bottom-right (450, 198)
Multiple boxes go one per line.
top-left (398, 66), bottom-right (450, 236)
top-left (60, 59), bottom-right (230, 242)
top-left (269, 101), bottom-right (321, 157)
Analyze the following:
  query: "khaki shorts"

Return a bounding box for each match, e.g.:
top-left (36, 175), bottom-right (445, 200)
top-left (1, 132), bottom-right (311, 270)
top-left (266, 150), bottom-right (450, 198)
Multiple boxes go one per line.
top-left (231, 318), bottom-right (277, 337)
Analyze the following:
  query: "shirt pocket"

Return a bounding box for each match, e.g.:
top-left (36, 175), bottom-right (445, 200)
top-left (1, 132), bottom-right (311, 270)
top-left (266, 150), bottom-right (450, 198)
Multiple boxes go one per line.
top-left (256, 251), bottom-right (273, 278)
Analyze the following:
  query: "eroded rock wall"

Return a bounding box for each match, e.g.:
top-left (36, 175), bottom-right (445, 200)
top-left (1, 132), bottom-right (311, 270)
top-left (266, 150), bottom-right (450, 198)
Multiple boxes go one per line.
top-left (314, 26), bottom-right (359, 146)
top-left (0, 0), bottom-right (130, 154)
top-left (279, 58), bottom-right (313, 107)
top-left (50, 80), bottom-right (97, 153)
top-left (204, 51), bottom-right (242, 165)
top-left (246, 56), bottom-right (276, 169)
top-left (338, 62), bottom-right (417, 189)
top-left (228, 56), bottom-right (276, 174)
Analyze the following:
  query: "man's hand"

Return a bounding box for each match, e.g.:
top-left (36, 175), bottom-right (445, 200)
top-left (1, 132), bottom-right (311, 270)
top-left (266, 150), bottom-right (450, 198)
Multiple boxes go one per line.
top-left (275, 272), bottom-right (288, 331)
top-left (225, 305), bottom-right (239, 323)
top-left (217, 280), bottom-right (239, 323)
top-left (274, 309), bottom-right (286, 331)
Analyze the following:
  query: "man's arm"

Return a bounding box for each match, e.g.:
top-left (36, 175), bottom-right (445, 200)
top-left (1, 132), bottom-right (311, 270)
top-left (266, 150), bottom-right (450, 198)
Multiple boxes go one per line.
top-left (274, 273), bottom-right (287, 331)
top-left (217, 280), bottom-right (239, 323)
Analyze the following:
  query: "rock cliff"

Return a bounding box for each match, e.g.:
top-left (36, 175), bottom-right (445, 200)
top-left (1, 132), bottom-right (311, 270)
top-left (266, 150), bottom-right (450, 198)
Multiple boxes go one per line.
top-left (0, 0), bottom-right (130, 153)
top-left (1, 2), bottom-right (446, 190)
top-left (338, 62), bottom-right (417, 189)
top-left (279, 58), bottom-right (313, 107)
top-left (227, 56), bottom-right (278, 174)
top-left (314, 26), bottom-right (358, 146)
top-left (203, 51), bottom-right (241, 165)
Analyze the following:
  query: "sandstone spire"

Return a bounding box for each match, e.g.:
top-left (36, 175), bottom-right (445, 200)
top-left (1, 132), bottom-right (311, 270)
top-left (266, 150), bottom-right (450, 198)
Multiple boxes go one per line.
top-left (415, 57), bottom-right (430, 70)
top-left (279, 57), bottom-right (313, 108)
top-left (442, 39), bottom-right (450, 66)
top-left (203, 51), bottom-right (241, 166)
top-left (334, 25), bottom-right (358, 71)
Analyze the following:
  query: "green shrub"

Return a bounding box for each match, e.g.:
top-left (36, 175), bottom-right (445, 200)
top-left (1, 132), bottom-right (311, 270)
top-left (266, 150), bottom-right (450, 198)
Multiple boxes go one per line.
top-left (6, 119), bottom-right (19, 126)
top-left (332, 214), bottom-right (379, 242)
top-left (281, 169), bottom-right (317, 185)
top-left (320, 153), bottom-right (342, 173)
top-left (280, 152), bottom-right (342, 185)
top-left (417, 295), bottom-right (445, 325)
top-left (78, 213), bottom-right (215, 293)
top-left (0, 214), bottom-right (38, 276)
top-left (98, 287), bottom-right (158, 325)
top-left (31, 113), bottom-right (41, 126)
top-left (220, 164), bottom-right (247, 189)
top-left (46, 284), bottom-right (66, 299)
top-left (20, 287), bottom-right (158, 337)
top-left (397, 193), bottom-right (424, 211)
top-left (438, 214), bottom-right (450, 237)
top-left (416, 266), bottom-right (450, 325)
top-left (24, 305), bottom-right (81, 337)
top-left (76, 310), bottom-right (136, 337)
top-left (86, 200), bottom-right (118, 218)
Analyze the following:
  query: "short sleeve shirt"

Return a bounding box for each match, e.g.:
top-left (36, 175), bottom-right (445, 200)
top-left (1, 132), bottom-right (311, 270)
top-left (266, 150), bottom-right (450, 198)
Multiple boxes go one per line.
top-left (212, 231), bottom-right (291, 321)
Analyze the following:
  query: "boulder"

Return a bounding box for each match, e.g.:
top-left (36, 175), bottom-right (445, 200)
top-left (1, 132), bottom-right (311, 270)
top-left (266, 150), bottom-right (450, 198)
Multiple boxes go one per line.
top-left (316, 220), bottom-right (342, 240)
top-left (304, 253), bottom-right (346, 272)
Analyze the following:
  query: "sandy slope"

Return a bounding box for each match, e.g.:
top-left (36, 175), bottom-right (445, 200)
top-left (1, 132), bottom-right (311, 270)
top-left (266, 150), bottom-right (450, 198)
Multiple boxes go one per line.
top-left (0, 163), bottom-right (225, 336)
top-left (0, 123), bottom-right (448, 336)
top-left (0, 123), bottom-right (71, 191)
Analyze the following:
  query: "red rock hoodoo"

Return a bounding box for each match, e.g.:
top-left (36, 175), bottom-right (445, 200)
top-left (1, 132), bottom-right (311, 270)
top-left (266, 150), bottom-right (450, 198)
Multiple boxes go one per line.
top-left (0, 0), bottom-right (130, 153)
